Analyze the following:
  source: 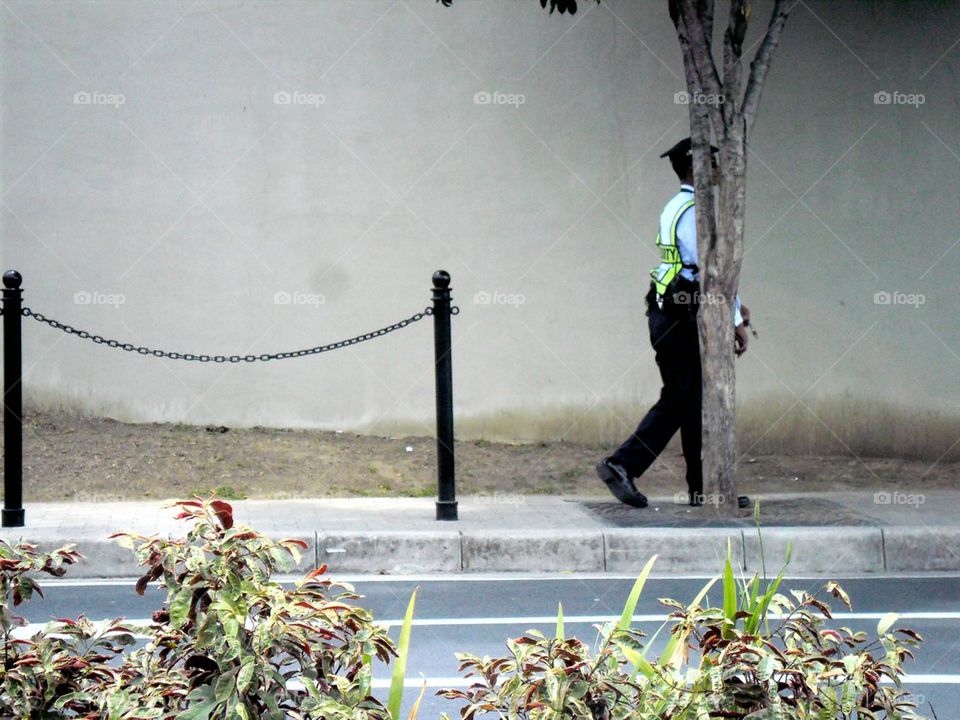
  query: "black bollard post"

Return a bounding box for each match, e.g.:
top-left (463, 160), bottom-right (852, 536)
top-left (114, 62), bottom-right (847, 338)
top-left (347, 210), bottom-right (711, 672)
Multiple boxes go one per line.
top-left (432, 270), bottom-right (457, 521)
top-left (2, 270), bottom-right (25, 528)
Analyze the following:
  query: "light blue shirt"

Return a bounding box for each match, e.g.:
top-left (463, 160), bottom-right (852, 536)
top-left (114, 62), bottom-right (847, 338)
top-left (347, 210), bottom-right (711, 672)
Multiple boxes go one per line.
top-left (671, 183), bottom-right (743, 326)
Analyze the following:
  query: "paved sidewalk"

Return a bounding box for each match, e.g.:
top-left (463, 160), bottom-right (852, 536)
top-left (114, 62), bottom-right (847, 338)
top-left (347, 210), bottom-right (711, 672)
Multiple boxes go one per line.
top-left (2, 492), bottom-right (958, 577)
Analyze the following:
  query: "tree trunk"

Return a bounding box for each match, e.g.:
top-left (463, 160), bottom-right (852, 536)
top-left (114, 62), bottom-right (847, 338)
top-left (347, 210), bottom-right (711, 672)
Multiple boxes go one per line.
top-left (700, 121), bottom-right (747, 516)
top-left (670, 0), bottom-right (789, 517)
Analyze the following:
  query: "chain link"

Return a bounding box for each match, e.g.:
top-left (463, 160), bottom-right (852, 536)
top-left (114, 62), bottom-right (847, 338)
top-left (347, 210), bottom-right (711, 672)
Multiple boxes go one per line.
top-left (19, 305), bottom-right (458, 362)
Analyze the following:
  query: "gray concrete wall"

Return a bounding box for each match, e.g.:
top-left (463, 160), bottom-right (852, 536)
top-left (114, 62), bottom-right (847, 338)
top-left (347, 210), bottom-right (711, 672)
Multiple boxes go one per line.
top-left (1, 0), bottom-right (958, 458)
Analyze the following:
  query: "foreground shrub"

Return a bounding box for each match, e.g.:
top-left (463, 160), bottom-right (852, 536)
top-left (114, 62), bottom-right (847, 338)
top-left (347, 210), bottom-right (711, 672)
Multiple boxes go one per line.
top-left (109, 498), bottom-right (398, 719)
top-left (0, 498), bottom-right (402, 719)
top-left (0, 501), bottom-right (932, 719)
top-left (440, 551), bottom-right (928, 719)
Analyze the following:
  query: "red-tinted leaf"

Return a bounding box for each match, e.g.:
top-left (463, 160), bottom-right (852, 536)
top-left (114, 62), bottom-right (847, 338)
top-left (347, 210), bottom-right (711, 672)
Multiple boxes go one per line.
top-left (135, 575), bottom-right (151, 596)
top-left (228, 531), bottom-right (258, 541)
top-left (306, 563), bottom-right (328, 579)
top-left (209, 500), bottom-right (234, 529)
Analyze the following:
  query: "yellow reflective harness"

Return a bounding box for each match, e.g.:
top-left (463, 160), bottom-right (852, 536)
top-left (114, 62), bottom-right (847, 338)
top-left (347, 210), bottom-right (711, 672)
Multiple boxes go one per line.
top-left (650, 199), bottom-right (697, 298)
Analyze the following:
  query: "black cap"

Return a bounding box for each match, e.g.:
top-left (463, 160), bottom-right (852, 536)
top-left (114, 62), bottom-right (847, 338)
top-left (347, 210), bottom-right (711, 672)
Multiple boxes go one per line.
top-left (659, 137), bottom-right (718, 160)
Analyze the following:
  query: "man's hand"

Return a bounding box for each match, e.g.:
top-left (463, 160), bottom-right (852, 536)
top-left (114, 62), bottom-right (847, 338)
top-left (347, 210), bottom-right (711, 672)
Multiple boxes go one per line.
top-left (735, 323), bottom-right (749, 356)
top-left (740, 303), bottom-right (750, 325)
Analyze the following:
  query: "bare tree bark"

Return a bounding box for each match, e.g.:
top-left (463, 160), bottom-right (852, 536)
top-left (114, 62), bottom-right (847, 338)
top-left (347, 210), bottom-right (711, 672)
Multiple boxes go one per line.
top-left (743, 0), bottom-right (790, 133)
top-left (670, 0), bottom-right (790, 515)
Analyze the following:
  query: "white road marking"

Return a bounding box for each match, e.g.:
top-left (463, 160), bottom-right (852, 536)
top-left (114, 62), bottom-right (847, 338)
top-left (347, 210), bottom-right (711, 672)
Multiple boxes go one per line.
top-left (377, 611), bottom-right (960, 627)
top-left (16, 610), bottom-right (960, 637)
top-left (37, 572), bottom-right (960, 586)
top-left (289, 674), bottom-right (960, 690)
top-left (308, 675), bottom-right (960, 691)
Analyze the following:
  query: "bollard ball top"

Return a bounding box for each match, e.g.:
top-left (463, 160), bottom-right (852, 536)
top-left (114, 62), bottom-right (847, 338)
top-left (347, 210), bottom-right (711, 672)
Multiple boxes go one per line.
top-left (432, 270), bottom-right (451, 288)
top-left (3, 270), bottom-right (22, 289)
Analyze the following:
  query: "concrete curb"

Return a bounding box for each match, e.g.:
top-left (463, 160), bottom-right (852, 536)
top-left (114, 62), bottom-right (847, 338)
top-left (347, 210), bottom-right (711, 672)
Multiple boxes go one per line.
top-left (604, 528), bottom-right (743, 573)
top-left (317, 531), bottom-right (460, 574)
top-left (16, 525), bottom-right (958, 578)
top-left (743, 527), bottom-right (884, 574)
top-left (883, 527), bottom-right (960, 572)
top-left (6, 496), bottom-right (959, 577)
top-left (461, 530), bottom-right (604, 572)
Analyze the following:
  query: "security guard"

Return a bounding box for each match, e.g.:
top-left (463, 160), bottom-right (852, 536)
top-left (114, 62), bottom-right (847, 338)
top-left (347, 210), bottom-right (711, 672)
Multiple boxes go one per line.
top-left (596, 138), bottom-right (751, 509)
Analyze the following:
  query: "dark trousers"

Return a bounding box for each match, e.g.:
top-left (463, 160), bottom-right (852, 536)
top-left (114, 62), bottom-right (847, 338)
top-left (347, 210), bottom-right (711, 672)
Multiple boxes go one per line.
top-left (609, 297), bottom-right (702, 497)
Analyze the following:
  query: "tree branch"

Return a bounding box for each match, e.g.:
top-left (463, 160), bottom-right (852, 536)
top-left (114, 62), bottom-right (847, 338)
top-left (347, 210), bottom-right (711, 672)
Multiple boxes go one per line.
top-left (742, 0), bottom-right (790, 134)
top-left (699, 0), bottom-right (715, 40)
top-left (676, 0), bottom-right (726, 136)
top-left (722, 0), bottom-right (749, 124)
top-left (675, 0), bottom-right (722, 98)
top-left (671, 1), bottom-right (719, 253)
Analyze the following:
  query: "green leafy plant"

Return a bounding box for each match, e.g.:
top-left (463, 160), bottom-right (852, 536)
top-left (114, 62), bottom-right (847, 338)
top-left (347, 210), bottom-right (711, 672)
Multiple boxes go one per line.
top-left (107, 497), bottom-right (399, 719)
top-left (3, 615), bottom-right (141, 717)
top-left (0, 502), bottom-right (932, 720)
top-left (0, 498), bottom-right (424, 720)
top-left (438, 557), bottom-right (660, 719)
top-left (439, 548), bottom-right (930, 720)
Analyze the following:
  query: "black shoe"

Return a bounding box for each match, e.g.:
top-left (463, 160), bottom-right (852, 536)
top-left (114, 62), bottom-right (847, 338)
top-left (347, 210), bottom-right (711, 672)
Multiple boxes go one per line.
top-left (596, 460), bottom-right (648, 508)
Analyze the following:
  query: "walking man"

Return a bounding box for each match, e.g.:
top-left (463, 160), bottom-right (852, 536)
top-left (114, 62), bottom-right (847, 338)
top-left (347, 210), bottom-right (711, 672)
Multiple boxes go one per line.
top-left (596, 137), bottom-right (751, 509)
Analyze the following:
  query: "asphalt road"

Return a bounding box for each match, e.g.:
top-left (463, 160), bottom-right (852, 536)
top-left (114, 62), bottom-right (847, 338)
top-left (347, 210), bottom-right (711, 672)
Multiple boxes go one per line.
top-left (19, 574), bottom-right (960, 718)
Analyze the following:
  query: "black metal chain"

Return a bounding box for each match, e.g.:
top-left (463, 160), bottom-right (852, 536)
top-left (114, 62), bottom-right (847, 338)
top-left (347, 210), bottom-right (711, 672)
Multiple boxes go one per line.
top-left (20, 305), bottom-right (452, 362)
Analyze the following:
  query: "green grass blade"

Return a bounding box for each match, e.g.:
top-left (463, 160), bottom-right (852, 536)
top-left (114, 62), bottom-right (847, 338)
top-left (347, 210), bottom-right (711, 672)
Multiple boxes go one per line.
top-left (722, 542), bottom-right (737, 636)
top-left (618, 554), bottom-right (657, 631)
top-left (690, 575), bottom-right (719, 608)
top-left (640, 621), bottom-right (666, 659)
top-left (747, 546), bottom-right (791, 635)
top-left (748, 573), bottom-right (760, 611)
top-left (388, 589), bottom-right (417, 720)
top-left (617, 641), bottom-right (655, 680)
